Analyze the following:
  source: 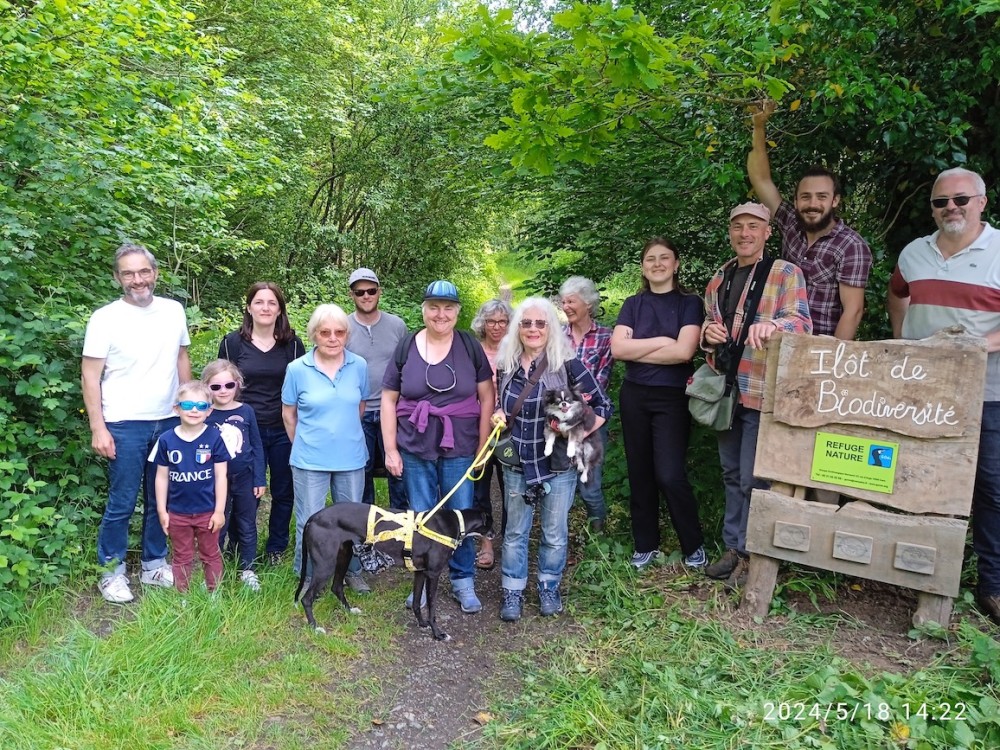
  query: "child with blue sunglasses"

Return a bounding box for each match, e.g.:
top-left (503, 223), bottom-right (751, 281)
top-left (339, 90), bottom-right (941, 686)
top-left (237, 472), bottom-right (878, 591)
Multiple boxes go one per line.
top-left (151, 381), bottom-right (229, 593)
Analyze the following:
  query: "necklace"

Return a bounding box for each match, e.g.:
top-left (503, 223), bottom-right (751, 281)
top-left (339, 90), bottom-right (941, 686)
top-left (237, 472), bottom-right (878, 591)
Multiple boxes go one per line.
top-left (251, 333), bottom-right (276, 352)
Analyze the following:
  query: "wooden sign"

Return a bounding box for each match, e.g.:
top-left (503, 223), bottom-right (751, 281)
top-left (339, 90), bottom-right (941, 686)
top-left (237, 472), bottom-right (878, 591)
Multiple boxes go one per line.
top-left (755, 329), bottom-right (987, 516)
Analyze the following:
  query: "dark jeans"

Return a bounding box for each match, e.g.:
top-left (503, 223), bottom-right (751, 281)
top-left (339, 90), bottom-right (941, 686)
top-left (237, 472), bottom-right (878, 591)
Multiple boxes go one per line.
top-left (362, 410), bottom-right (408, 510)
top-left (716, 404), bottom-right (768, 554)
top-left (260, 425), bottom-right (294, 555)
top-left (619, 381), bottom-right (704, 555)
top-left (219, 466), bottom-right (259, 571)
top-left (472, 456), bottom-right (506, 537)
top-left (97, 417), bottom-right (178, 575)
top-left (974, 402), bottom-right (1000, 595)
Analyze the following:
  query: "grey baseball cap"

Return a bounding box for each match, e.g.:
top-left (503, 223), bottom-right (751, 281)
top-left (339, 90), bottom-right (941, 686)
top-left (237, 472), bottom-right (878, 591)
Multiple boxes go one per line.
top-left (348, 268), bottom-right (379, 287)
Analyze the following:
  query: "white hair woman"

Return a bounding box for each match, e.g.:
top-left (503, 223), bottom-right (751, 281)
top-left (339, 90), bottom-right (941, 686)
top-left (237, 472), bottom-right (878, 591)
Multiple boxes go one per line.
top-left (492, 297), bottom-right (612, 622)
top-left (559, 276), bottom-right (614, 532)
top-left (469, 297), bottom-right (514, 570)
top-left (281, 304), bottom-right (369, 589)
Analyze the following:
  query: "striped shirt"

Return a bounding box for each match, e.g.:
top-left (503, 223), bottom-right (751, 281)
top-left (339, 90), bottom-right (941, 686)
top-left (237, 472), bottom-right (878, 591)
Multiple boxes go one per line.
top-left (703, 256), bottom-right (813, 411)
top-left (890, 222), bottom-right (1000, 399)
top-left (775, 201), bottom-right (872, 336)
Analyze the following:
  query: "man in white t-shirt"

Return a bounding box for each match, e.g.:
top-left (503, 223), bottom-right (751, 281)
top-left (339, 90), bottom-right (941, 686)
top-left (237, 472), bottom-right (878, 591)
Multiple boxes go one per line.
top-left (888, 167), bottom-right (1000, 624)
top-left (82, 244), bottom-right (192, 603)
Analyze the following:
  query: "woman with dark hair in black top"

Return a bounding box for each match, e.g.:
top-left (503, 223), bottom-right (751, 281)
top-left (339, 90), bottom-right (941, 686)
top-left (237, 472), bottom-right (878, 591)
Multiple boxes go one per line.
top-left (219, 282), bottom-right (305, 565)
top-left (611, 238), bottom-right (706, 572)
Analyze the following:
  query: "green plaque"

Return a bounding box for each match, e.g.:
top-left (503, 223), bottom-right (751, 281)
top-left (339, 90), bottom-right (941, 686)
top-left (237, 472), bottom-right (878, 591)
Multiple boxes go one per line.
top-left (810, 431), bottom-right (899, 494)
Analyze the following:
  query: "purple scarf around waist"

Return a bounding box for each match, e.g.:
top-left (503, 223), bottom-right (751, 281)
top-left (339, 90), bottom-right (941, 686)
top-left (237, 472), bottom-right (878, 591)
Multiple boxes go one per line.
top-left (396, 393), bottom-right (481, 450)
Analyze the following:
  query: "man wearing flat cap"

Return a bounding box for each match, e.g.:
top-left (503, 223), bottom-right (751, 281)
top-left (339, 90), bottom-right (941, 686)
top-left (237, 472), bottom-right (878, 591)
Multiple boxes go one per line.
top-left (700, 202), bottom-right (812, 589)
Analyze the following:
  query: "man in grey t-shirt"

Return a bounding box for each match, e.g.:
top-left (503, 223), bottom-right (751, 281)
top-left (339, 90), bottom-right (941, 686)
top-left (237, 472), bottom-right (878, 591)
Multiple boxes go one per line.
top-left (346, 268), bottom-right (409, 509)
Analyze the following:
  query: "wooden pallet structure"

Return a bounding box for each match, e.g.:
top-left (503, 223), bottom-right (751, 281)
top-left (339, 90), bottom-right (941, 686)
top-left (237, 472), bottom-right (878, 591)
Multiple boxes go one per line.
top-left (741, 329), bottom-right (987, 627)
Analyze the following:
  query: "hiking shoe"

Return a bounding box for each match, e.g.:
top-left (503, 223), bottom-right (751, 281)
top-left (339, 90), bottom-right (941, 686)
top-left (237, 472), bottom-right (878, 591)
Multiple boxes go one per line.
top-left (98, 574), bottom-right (134, 604)
top-left (705, 549), bottom-right (740, 580)
top-left (452, 584), bottom-right (482, 614)
top-left (977, 592), bottom-right (1000, 626)
top-left (265, 551), bottom-right (284, 567)
top-left (404, 589), bottom-right (428, 609)
top-left (140, 565), bottom-right (174, 588)
top-left (538, 586), bottom-right (563, 616)
top-left (345, 571), bottom-right (371, 594)
top-left (630, 550), bottom-right (661, 570)
top-left (683, 546), bottom-right (708, 569)
top-left (588, 518), bottom-right (605, 534)
top-left (724, 556), bottom-right (750, 592)
top-left (240, 569), bottom-right (261, 592)
top-left (500, 588), bottom-right (523, 622)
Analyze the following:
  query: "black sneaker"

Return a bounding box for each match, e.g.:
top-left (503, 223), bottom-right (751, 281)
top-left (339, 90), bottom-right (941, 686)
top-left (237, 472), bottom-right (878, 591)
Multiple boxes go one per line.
top-left (724, 556), bottom-right (750, 592)
top-left (265, 551), bottom-right (285, 567)
top-left (705, 549), bottom-right (739, 580)
top-left (538, 586), bottom-right (563, 616)
top-left (500, 588), bottom-right (523, 622)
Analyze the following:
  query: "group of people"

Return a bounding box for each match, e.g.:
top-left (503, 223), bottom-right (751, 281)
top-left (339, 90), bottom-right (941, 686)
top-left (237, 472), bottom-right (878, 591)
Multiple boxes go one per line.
top-left (81, 105), bottom-right (1000, 624)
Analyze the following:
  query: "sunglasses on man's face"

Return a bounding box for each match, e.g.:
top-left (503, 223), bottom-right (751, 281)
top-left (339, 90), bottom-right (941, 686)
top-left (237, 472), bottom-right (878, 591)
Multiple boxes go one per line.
top-left (930, 194), bottom-right (982, 209)
top-left (209, 381), bottom-right (237, 391)
top-left (177, 401), bottom-right (211, 411)
top-left (519, 319), bottom-right (547, 330)
top-left (352, 287), bottom-right (379, 297)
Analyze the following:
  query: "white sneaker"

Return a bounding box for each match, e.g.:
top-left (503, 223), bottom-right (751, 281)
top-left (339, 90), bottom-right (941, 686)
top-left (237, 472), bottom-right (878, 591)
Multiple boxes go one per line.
top-left (240, 569), bottom-right (261, 592)
top-left (98, 574), bottom-right (134, 604)
top-left (140, 565), bottom-right (174, 588)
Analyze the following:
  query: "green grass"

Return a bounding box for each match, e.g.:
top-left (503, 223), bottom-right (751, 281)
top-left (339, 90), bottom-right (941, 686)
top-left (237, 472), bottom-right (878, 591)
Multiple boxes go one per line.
top-left (0, 564), bottom-right (409, 750)
top-left (479, 536), bottom-right (1000, 750)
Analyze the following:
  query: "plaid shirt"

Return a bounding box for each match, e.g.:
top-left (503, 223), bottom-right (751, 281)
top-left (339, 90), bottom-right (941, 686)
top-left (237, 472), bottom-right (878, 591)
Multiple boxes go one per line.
top-left (498, 357), bottom-right (611, 485)
top-left (702, 256), bottom-right (812, 411)
top-left (774, 201), bottom-right (872, 336)
top-left (563, 320), bottom-right (614, 393)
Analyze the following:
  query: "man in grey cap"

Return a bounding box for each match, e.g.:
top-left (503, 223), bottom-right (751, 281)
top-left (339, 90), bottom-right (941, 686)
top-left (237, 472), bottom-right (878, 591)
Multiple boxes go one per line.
top-left (346, 268), bottom-right (410, 510)
top-left (700, 203), bottom-right (812, 589)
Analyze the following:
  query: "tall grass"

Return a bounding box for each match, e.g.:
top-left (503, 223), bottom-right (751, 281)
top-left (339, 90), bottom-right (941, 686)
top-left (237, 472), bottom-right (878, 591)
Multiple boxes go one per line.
top-left (481, 537), bottom-right (1000, 749)
top-left (0, 566), bottom-right (407, 749)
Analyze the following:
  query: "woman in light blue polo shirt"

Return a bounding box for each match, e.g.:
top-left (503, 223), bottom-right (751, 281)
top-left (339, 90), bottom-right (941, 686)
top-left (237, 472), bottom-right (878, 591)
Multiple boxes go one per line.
top-left (282, 304), bottom-right (369, 586)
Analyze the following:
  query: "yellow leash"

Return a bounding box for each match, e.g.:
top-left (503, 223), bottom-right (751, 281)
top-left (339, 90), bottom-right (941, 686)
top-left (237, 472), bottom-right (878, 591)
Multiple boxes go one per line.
top-left (361, 423), bottom-right (503, 570)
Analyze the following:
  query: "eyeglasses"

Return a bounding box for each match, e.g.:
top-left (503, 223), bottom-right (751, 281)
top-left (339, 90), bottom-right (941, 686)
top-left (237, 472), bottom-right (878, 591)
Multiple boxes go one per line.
top-left (117, 268), bottom-right (154, 281)
top-left (930, 194), bottom-right (983, 209)
top-left (177, 401), bottom-right (211, 411)
top-left (209, 381), bottom-right (237, 391)
top-left (425, 362), bottom-right (457, 393)
top-left (484, 319), bottom-right (508, 327)
top-left (519, 319), bottom-right (547, 330)
top-left (352, 287), bottom-right (379, 297)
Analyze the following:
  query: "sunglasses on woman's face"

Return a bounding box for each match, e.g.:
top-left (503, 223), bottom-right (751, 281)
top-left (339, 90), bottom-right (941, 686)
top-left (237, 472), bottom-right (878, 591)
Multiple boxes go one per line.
top-left (209, 381), bottom-right (237, 391)
top-left (519, 319), bottom-right (547, 329)
top-left (177, 401), bottom-right (211, 411)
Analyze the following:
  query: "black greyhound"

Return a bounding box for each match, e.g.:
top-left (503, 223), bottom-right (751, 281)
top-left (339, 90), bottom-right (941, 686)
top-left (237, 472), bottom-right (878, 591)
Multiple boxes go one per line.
top-left (295, 503), bottom-right (488, 641)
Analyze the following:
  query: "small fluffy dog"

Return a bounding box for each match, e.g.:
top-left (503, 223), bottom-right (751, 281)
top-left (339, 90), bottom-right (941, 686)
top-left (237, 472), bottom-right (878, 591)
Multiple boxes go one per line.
top-left (542, 386), bottom-right (603, 483)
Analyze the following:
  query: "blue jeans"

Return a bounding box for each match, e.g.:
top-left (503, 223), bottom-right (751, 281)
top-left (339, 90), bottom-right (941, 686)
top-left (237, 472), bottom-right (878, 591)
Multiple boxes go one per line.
top-left (974, 402), bottom-right (1000, 595)
top-left (576, 423), bottom-right (608, 522)
top-left (97, 417), bottom-right (179, 576)
top-left (716, 405), bottom-right (767, 554)
top-left (291, 467), bottom-right (365, 576)
top-left (362, 410), bottom-right (408, 510)
top-left (260, 425), bottom-right (295, 555)
top-left (501, 469), bottom-right (577, 591)
top-left (400, 451), bottom-right (475, 583)
top-left (219, 466), bottom-right (259, 571)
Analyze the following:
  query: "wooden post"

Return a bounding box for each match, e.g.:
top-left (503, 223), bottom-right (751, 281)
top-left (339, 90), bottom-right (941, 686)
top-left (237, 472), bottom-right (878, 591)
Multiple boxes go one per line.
top-left (741, 553), bottom-right (780, 616)
top-left (913, 593), bottom-right (954, 628)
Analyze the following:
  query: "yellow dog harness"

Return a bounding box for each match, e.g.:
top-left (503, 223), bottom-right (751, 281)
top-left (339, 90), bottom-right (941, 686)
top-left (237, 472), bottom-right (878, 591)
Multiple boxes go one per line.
top-left (364, 506), bottom-right (466, 572)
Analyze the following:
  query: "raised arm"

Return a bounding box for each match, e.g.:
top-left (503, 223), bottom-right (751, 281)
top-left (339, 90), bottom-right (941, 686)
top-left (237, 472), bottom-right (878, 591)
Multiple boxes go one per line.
top-left (746, 99), bottom-right (782, 216)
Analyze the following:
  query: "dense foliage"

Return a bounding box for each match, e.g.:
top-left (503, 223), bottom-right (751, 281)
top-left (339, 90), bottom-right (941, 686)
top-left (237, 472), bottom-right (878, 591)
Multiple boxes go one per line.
top-left (2, 0), bottom-right (999, 623)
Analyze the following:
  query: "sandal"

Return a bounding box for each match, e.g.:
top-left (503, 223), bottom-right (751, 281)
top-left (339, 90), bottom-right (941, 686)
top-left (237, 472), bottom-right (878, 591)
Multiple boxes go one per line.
top-left (476, 539), bottom-right (496, 570)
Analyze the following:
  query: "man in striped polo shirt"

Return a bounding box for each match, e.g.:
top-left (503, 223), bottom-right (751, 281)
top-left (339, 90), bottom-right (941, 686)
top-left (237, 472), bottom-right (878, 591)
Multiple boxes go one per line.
top-left (888, 167), bottom-right (1000, 624)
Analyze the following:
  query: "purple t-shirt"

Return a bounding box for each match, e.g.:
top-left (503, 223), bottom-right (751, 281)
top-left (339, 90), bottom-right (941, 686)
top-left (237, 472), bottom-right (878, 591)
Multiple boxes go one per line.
top-left (616, 290), bottom-right (704, 388)
top-left (383, 335), bottom-right (492, 460)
